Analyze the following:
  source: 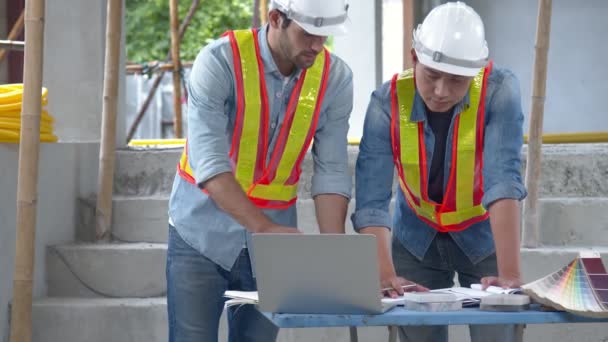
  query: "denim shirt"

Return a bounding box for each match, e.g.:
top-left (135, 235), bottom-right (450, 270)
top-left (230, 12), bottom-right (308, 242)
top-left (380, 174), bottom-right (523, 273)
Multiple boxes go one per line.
top-left (352, 66), bottom-right (527, 264)
top-left (169, 25), bottom-right (353, 271)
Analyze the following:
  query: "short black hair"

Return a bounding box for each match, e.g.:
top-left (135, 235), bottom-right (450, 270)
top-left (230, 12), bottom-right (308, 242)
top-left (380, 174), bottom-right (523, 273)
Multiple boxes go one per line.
top-left (277, 10), bottom-right (292, 29)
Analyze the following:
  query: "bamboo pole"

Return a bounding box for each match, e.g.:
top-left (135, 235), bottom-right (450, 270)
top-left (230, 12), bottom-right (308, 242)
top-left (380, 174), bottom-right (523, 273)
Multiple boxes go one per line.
top-left (125, 61), bottom-right (193, 74)
top-left (169, 0), bottom-right (183, 138)
top-left (260, 0), bottom-right (268, 25)
top-left (0, 10), bottom-right (25, 63)
top-left (9, 0), bottom-right (45, 341)
top-left (522, 0), bottom-right (553, 248)
top-left (402, 0), bottom-right (414, 70)
top-left (125, 0), bottom-right (199, 143)
top-left (95, 0), bottom-right (123, 242)
top-left (252, 0), bottom-right (261, 27)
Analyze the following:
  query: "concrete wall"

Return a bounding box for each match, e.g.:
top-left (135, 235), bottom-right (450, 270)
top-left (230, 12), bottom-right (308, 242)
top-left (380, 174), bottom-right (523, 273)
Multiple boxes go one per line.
top-left (0, 0), bottom-right (7, 84)
top-left (0, 142), bottom-right (99, 342)
top-left (468, 0), bottom-right (608, 134)
top-left (334, 0), bottom-right (381, 140)
top-left (43, 0), bottom-right (126, 145)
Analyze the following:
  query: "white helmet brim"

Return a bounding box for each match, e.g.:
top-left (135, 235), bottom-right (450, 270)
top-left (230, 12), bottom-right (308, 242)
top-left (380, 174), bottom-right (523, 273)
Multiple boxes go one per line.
top-left (271, 0), bottom-right (350, 37)
top-left (295, 18), bottom-right (349, 37)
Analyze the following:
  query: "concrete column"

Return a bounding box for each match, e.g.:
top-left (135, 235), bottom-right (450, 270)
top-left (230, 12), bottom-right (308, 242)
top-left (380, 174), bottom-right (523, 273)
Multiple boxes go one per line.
top-left (43, 0), bottom-right (127, 145)
top-left (333, 0), bottom-right (381, 139)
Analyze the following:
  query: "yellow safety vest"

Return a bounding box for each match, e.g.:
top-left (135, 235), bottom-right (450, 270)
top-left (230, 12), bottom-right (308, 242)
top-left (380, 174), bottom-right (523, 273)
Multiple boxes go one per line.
top-left (390, 62), bottom-right (493, 232)
top-left (178, 29), bottom-right (330, 209)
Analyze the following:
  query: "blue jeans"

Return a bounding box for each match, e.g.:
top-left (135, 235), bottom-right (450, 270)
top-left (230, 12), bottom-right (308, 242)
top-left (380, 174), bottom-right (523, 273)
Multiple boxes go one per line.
top-left (392, 233), bottom-right (525, 342)
top-left (166, 225), bottom-right (278, 342)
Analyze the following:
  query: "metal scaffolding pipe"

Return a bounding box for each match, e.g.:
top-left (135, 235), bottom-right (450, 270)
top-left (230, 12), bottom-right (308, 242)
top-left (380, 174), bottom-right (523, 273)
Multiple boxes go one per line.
top-left (0, 40), bottom-right (25, 51)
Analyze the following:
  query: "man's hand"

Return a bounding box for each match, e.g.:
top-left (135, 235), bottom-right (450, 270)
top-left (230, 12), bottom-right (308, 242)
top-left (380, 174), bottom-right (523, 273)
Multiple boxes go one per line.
top-left (255, 224), bottom-right (301, 234)
top-left (381, 274), bottom-right (429, 298)
top-left (480, 275), bottom-right (522, 289)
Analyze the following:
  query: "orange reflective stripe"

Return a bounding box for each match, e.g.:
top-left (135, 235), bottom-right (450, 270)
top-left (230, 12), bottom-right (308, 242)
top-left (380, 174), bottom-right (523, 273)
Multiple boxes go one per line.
top-left (454, 70), bottom-right (482, 211)
top-left (177, 142), bottom-right (196, 184)
top-left (474, 61), bottom-right (493, 204)
top-left (391, 65), bottom-right (489, 231)
top-left (233, 30), bottom-right (262, 190)
top-left (395, 69), bottom-right (422, 200)
top-left (272, 50), bottom-right (325, 185)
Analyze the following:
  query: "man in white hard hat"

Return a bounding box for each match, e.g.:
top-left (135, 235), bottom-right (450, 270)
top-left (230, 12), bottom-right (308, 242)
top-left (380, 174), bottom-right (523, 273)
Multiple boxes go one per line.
top-left (353, 2), bottom-right (527, 341)
top-left (167, 0), bottom-right (352, 341)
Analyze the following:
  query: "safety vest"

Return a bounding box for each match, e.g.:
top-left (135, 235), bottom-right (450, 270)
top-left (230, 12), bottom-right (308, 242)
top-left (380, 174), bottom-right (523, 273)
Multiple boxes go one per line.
top-left (390, 62), bottom-right (493, 232)
top-left (178, 29), bottom-right (330, 209)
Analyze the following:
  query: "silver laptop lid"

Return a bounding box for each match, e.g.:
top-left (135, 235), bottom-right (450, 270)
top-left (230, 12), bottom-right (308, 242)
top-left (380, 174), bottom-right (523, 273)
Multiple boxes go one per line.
top-left (252, 234), bottom-right (383, 314)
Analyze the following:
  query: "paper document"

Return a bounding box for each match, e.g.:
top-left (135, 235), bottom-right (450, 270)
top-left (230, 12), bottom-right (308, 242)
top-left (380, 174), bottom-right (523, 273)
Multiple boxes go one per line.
top-left (224, 291), bottom-right (259, 307)
top-left (383, 285), bottom-right (523, 308)
top-left (382, 292), bottom-right (462, 311)
top-left (470, 284), bottom-right (523, 295)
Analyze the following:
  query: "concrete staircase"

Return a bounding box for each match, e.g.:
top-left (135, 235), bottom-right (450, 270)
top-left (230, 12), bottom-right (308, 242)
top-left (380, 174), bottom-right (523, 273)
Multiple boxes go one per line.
top-left (32, 144), bottom-right (608, 342)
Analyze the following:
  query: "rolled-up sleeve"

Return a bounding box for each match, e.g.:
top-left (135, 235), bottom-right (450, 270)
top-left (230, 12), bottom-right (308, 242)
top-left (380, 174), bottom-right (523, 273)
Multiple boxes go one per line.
top-left (481, 70), bottom-right (528, 208)
top-left (186, 41), bottom-right (234, 186)
top-left (310, 60), bottom-right (353, 199)
top-left (351, 83), bottom-right (395, 232)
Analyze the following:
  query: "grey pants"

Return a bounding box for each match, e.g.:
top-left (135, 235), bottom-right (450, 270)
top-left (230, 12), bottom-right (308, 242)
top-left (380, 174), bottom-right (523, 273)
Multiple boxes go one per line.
top-left (392, 234), bottom-right (525, 342)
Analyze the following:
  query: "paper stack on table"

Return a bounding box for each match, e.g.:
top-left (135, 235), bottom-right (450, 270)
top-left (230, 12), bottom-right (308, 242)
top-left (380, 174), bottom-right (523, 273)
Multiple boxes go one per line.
top-left (383, 292), bottom-right (462, 311)
top-left (224, 284), bottom-right (525, 312)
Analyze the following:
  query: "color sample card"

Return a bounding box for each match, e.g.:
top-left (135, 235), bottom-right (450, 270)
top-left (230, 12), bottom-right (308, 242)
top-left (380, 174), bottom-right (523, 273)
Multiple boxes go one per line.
top-left (522, 254), bottom-right (608, 317)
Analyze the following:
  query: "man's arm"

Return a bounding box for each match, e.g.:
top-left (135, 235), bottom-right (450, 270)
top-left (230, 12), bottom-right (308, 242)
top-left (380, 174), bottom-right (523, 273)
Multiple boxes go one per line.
top-left (480, 69), bottom-right (528, 288)
top-left (314, 194), bottom-right (348, 234)
top-left (483, 199), bottom-right (522, 288)
top-left (310, 60), bottom-right (353, 234)
top-left (353, 84), bottom-right (427, 296)
top-left (187, 41), bottom-right (297, 234)
top-left (203, 173), bottom-right (298, 234)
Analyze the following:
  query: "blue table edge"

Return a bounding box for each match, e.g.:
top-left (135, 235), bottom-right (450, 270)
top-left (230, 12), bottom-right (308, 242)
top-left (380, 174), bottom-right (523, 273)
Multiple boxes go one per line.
top-left (262, 305), bottom-right (608, 328)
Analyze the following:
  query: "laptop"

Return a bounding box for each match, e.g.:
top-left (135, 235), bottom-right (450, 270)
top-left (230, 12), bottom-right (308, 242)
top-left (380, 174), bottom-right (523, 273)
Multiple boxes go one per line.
top-left (251, 234), bottom-right (395, 314)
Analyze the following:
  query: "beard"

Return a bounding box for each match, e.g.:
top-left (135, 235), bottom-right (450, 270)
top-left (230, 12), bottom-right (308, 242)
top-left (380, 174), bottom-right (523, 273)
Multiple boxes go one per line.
top-left (278, 30), bottom-right (318, 70)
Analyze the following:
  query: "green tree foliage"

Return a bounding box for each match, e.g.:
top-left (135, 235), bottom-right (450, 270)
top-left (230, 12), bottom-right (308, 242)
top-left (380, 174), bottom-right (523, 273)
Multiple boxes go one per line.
top-left (126, 0), bottom-right (253, 63)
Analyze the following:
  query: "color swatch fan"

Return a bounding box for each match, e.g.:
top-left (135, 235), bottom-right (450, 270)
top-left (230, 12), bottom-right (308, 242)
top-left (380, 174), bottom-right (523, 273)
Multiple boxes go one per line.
top-left (522, 252), bottom-right (608, 318)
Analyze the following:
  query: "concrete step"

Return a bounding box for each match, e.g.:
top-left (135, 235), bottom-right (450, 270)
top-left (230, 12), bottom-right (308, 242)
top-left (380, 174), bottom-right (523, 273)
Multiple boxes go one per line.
top-left (93, 196), bottom-right (608, 247)
top-left (46, 238), bottom-right (608, 299)
top-left (31, 297), bottom-right (389, 342)
top-left (76, 197), bottom-right (356, 243)
top-left (112, 147), bottom-right (335, 199)
top-left (33, 298), bottom-right (167, 342)
top-left (113, 147), bottom-right (181, 197)
top-left (111, 196), bottom-right (169, 243)
top-left (114, 144), bottom-right (608, 197)
top-left (46, 243), bottom-right (166, 298)
top-left (538, 198), bottom-right (608, 246)
top-left (520, 144), bottom-right (608, 198)
top-left (31, 296), bottom-right (608, 342)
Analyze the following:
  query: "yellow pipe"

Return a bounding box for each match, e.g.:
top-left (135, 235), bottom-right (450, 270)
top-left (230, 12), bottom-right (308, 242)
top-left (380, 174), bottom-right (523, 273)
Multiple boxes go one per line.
top-left (129, 132), bottom-right (608, 147)
top-left (0, 109), bottom-right (54, 123)
top-left (523, 132), bottom-right (608, 144)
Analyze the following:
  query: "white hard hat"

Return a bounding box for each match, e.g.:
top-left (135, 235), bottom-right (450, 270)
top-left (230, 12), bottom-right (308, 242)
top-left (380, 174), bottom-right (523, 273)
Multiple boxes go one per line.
top-left (413, 1), bottom-right (489, 77)
top-left (270, 0), bottom-right (349, 37)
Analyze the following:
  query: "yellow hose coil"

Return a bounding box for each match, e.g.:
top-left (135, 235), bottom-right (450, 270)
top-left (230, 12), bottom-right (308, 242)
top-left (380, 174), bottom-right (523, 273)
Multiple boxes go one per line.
top-left (0, 83), bottom-right (58, 143)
